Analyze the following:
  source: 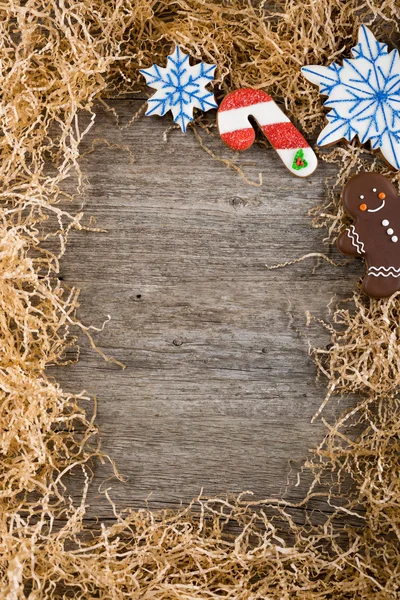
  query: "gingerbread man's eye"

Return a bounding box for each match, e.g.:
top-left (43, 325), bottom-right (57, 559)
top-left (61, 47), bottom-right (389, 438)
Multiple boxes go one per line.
top-left (360, 195), bottom-right (364, 199)
top-left (373, 188), bottom-right (377, 192)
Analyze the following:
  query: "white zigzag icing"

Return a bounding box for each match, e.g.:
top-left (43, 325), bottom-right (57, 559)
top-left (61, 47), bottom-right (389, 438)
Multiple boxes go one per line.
top-left (368, 266), bottom-right (400, 278)
top-left (347, 225), bottom-right (365, 254)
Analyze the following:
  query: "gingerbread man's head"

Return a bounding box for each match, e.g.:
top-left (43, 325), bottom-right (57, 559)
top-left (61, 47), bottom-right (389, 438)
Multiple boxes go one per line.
top-left (342, 172), bottom-right (399, 218)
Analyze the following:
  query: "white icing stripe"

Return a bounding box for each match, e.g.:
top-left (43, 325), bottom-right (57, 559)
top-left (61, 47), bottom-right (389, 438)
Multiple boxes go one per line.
top-left (367, 199), bottom-right (385, 213)
top-left (369, 266), bottom-right (400, 272)
top-left (275, 148), bottom-right (318, 177)
top-left (347, 225), bottom-right (365, 254)
top-left (217, 101), bottom-right (289, 134)
top-left (368, 266), bottom-right (400, 277)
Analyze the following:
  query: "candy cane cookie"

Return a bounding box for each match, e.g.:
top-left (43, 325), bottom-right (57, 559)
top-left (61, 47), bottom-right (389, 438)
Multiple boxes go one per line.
top-left (217, 88), bottom-right (317, 177)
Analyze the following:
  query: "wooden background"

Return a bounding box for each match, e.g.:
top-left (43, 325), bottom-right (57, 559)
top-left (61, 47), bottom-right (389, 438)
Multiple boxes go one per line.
top-left (53, 98), bottom-right (361, 524)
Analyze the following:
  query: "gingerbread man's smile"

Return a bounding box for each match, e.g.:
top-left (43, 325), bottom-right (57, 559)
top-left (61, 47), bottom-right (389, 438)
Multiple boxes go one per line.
top-left (358, 190), bottom-right (386, 213)
top-left (367, 199), bottom-right (386, 213)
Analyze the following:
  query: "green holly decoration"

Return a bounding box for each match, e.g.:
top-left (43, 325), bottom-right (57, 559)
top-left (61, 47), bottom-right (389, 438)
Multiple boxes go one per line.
top-left (292, 148), bottom-right (308, 171)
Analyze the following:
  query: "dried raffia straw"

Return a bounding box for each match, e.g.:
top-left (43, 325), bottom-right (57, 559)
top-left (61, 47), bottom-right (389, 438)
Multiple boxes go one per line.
top-left (309, 291), bottom-right (400, 398)
top-left (0, 0), bottom-right (399, 597)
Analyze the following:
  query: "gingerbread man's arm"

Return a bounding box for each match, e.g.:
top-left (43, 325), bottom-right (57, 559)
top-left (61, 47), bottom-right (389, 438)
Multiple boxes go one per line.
top-left (337, 226), bottom-right (365, 257)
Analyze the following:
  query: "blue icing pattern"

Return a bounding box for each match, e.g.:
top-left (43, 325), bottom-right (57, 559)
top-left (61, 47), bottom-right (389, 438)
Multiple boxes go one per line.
top-left (140, 46), bottom-right (217, 132)
top-left (301, 26), bottom-right (400, 170)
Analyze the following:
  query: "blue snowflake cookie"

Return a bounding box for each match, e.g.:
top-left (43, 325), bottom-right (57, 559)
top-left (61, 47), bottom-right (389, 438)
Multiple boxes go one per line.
top-left (140, 46), bottom-right (217, 132)
top-left (301, 25), bottom-right (400, 170)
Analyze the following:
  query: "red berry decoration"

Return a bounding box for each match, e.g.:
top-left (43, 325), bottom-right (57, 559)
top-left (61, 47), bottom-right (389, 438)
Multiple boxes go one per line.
top-left (292, 148), bottom-right (308, 171)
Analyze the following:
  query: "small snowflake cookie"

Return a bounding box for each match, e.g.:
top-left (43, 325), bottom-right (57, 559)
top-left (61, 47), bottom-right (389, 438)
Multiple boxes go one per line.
top-left (217, 88), bottom-right (317, 177)
top-left (140, 46), bottom-right (217, 132)
top-left (338, 172), bottom-right (400, 298)
top-left (302, 26), bottom-right (400, 170)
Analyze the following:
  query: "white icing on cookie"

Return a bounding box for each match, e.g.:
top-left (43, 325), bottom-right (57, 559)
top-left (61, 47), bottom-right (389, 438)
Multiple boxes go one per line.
top-left (140, 46), bottom-right (217, 132)
top-left (217, 101), bottom-right (289, 133)
top-left (347, 224), bottom-right (365, 254)
top-left (302, 25), bottom-right (400, 170)
top-left (367, 200), bottom-right (385, 213)
top-left (368, 266), bottom-right (400, 277)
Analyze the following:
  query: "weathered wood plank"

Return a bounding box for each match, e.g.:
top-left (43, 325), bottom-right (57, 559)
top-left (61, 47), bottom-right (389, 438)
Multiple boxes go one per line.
top-left (50, 100), bottom-right (361, 521)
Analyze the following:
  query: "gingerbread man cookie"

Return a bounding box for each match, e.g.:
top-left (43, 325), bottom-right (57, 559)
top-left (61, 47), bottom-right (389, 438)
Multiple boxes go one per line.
top-left (338, 172), bottom-right (400, 298)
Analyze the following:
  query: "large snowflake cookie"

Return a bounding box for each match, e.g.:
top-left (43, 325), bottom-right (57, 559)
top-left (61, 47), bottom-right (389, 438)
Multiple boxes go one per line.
top-left (301, 26), bottom-right (400, 170)
top-left (140, 46), bottom-right (217, 132)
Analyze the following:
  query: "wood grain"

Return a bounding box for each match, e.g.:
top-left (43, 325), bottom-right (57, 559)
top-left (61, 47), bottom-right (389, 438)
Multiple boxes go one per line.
top-left (51, 99), bottom-right (363, 522)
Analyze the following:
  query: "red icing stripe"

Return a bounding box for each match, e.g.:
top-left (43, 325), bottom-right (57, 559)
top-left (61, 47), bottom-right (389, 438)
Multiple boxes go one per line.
top-left (219, 88), bottom-right (272, 112)
top-left (262, 122), bottom-right (309, 150)
top-left (220, 128), bottom-right (255, 151)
